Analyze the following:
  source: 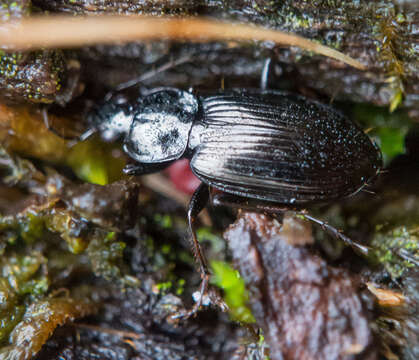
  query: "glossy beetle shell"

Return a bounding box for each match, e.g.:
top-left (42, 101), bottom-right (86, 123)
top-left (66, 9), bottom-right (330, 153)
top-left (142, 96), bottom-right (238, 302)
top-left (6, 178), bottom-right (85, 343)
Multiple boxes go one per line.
top-left (188, 90), bottom-right (382, 204)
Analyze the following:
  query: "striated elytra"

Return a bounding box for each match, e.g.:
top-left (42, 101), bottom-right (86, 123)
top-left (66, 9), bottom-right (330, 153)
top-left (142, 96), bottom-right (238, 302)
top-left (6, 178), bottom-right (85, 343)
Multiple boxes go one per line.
top-left (188, 90), bottom-right (382, 204)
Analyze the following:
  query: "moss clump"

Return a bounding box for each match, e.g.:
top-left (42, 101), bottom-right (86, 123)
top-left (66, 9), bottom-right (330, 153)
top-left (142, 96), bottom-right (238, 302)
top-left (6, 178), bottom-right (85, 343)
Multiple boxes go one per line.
top-left (86, 230), bottom-right (127, 280)
top-left (370, 225), bottom-right (418, 279)
top-left (153, 214), bottom-right (173, 229)
top-left (373, 7), bottom-right (409, 112)
top-left (67, 136), bottom-right (126, 185)
top-left (211, 260), bottom-right (255, 323)
top-left (0, 203), bottom-right (90, 253)
top-left (353, 104), bottom-right (412, 164)
top-left (0, 252), bottom-right (49, 344)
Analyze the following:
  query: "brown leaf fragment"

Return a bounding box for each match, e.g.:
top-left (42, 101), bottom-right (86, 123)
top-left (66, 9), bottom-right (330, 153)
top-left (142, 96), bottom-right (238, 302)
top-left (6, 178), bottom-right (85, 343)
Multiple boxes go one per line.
top-left (0, 297), bottom-right (96, 360)
top-left (0, 103), bottom-right (68, 163)
top-left (224, 212), bottom-right (377, 360)
top-left (366, 283), bottom-right (406, 307)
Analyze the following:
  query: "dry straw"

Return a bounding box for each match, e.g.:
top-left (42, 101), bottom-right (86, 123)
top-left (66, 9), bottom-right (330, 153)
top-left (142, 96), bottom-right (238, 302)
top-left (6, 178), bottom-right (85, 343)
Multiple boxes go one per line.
top-left (0, 15), bottom-right (366, 70)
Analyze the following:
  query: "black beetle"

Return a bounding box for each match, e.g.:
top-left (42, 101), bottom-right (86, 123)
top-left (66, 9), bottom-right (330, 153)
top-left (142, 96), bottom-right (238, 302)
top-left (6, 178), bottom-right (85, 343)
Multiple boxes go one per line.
top-left (88, 87), bottom-right (382, 316)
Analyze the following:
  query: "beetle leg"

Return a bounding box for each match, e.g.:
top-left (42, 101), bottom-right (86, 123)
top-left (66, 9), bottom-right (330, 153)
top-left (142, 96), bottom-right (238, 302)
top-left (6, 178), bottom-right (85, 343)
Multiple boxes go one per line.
top-left (173, 183), bottom-right (227, 319)
top-left (184, 183), bottom-right (212, 317)
top-left (187, 183), bottom-right (211, 277)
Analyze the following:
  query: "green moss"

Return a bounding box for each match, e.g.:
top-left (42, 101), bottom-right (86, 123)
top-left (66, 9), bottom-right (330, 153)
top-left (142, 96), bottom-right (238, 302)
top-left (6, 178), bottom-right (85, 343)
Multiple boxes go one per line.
top-left (18, 211), bottom-right (46, 245)
top-left (154, 214), bottom-right (173, 229)
top-left (370, 226), bottom-right (418, 279)
top-left (211, 260), bottom-right (255, 323)
top-left (0, 204), bottom-right (92, 255)
top-left (353, 104), bottom-right (412, 164)
top-left (375, 127), bottom-right (405, 161)
top-left (67, 137), bottom-right (125, 185)
top-left (0, 204), bottom-right (45, 246)
top-left (0, 252), bottom-right (50, 343)
top-left (161, 244), bottom-right (171, 255)
top-left (155, 281), bottom-right (173, 294)
top-left (176, 278), bottom-right (185, 295)
top-left (0, 204), bottom-right (130, 283)
top-left (86, 230), bottom-right (126, 280)
top-left (1, 253), bottom-right (49, 296)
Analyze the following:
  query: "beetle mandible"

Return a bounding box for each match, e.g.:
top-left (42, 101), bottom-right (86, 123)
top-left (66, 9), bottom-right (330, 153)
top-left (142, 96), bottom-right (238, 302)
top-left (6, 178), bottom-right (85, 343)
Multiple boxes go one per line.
top-left (88, 86), bottom-right (382, 317)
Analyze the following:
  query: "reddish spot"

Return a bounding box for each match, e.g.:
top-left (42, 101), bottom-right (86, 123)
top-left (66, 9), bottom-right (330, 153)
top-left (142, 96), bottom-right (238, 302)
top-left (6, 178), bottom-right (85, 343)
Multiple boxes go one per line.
top-left (166, 159), bottom-right (201, 195)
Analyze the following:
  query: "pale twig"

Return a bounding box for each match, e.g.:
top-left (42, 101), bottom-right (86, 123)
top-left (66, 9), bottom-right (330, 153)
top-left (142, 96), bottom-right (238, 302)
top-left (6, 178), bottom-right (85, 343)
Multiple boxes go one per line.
top-left (0, 15), bottom-right (366, 70)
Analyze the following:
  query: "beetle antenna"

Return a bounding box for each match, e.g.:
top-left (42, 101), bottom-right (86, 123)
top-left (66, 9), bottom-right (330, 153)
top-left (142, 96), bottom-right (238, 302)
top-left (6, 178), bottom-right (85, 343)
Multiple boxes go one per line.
top-left (114, 53), bottom-right (194, 93)
top-left (378, 168), bottom-right (389, 175)
top-left (364, 127), bottom-right (375, 134)
top-left (299, 212), bottom-right (371, 256)
top-left (361, 188), bottom-right (376, 195)
top-left (41, 106), bottom-right (79, 141)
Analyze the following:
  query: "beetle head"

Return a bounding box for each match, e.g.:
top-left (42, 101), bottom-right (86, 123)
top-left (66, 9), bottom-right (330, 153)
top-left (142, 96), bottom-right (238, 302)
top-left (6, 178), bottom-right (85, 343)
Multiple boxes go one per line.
top-left (87, 96), bottom-right (133, 142)
top-left (124, 89), bottom-right (198, 163)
